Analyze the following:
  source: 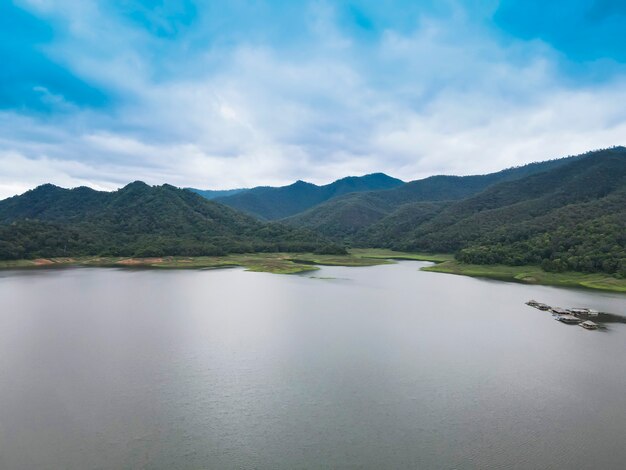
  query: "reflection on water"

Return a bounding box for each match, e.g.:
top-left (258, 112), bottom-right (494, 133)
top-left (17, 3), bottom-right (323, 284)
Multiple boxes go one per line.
top-left (597, 312), bottom-right (626, 324)
top-left (0, 261), bottom-right (625, 469)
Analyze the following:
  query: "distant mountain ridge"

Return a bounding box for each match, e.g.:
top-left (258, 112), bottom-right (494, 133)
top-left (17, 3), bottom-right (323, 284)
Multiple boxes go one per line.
top-left (193, 172), bottom-right (405, 220)
top-left (283, 153), bottom-right (584, 238)
top-left (0, 181), bottom-right (340, 259)
top-left (187, 188), bottom-right (248, 200)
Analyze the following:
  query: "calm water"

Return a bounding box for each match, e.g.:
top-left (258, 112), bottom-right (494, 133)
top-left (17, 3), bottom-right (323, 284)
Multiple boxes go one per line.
top-left (0, 261), bottom-right (625, 470)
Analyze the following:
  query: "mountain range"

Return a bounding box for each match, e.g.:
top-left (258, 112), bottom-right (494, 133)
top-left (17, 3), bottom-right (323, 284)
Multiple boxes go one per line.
top-left (0, 147), bottom-right (624, 276)
top-left (0, 182), bottom-right (340, 259)
top-left (281, 155), bottom-right (583, 238)
top-left (191, 172), bottom-right (404, 220)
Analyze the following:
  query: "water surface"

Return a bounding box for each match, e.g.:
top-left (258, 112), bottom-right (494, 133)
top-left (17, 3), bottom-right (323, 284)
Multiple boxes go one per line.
top-left (0, 262), bottom-right (625, 469)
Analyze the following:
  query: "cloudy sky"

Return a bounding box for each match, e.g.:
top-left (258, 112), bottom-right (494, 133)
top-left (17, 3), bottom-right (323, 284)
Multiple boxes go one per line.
top-left (1, 0), bottom-right (625, 198)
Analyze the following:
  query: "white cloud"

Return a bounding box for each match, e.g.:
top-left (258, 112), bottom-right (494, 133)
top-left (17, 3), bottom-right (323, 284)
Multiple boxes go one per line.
top-left (1, 1), bottom-right (625, 199)
top-left (0, 150), bottom-right (116, 199)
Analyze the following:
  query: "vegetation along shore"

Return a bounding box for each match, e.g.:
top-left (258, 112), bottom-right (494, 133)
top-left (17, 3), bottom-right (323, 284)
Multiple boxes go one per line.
top-left (1, 249), bottom-right (624, 293)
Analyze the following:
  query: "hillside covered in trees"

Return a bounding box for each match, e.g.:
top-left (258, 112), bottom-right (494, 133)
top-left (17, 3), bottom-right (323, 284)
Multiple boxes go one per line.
top-left (353, 148), bottom-right (625, 276)
top-left (0, 182), bottom-right (342, 260)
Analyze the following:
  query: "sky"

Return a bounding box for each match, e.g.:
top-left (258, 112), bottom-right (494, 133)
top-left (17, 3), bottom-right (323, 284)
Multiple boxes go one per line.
top-left (1, 0), bottom-right (626, 198)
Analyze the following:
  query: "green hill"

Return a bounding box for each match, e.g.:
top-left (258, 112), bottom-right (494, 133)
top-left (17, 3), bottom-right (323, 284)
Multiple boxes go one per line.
top-left (0, 182), bottom-right (341, 260)
top-left (210, 173), bottom-right (404, 220)
top-left (358, 148), bottom-right (626, 276)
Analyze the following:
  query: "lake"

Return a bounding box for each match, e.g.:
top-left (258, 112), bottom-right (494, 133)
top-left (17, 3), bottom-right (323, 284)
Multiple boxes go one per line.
top-left (0, 261), bottom-right (625, 469)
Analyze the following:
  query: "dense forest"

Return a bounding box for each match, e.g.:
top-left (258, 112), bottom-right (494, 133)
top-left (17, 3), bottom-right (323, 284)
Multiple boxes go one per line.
top-left (353, 148), bottom-right (626, 276)
top-left (0, 182), bottom-right (344, 260)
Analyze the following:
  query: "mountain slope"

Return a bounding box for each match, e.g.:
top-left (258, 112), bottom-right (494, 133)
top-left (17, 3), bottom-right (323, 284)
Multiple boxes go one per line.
top-left (211, 173), bottom-right (404, 220)
top-left (285, 154), bottom-right (582, 238)
top-left (360, 147), bottom-right (626, 275)
top-left (0, 182), bottom-right (340, 259)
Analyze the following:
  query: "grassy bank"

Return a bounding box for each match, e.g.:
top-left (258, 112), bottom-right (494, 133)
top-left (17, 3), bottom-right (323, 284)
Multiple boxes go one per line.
top-left (350, 248), bottom-right (454, 263)
top-left (0, 252), bottom-right (391, 275)
top-left (1, 250), bottom-right (624, 293)
top-left (423, 260), bottom-right (626, 293)
top-left (0, 249), bottom-right (444, 274)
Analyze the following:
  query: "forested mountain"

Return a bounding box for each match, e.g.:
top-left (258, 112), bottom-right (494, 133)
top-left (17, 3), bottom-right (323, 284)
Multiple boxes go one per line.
top-left (0, 182), bottom-right (341, 260)
top-left (210, 173), bottom-right (404, 220)
top-left (357, 148), bottom-right (626, 276)
top-left (284, 154), bottom-right (581, 238)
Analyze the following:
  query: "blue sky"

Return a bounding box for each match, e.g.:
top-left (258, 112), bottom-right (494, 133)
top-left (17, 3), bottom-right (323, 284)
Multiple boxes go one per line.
top-left (1, 0), bottom-right (626, 197)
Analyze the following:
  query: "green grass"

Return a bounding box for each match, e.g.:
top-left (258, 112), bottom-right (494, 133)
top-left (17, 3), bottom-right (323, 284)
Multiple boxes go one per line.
top-left (350, 248), bottom-right (454, 263)
top-left (423, 260), bottom-right (626, 293)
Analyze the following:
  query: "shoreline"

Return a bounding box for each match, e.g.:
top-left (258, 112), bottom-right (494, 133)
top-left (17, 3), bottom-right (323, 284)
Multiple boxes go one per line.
top-left (422, 260), bottom-right (626, 293)
top-left (0, 251), bottom-right (393, 275)
top-left (1, 249), bottom-right (624, 293)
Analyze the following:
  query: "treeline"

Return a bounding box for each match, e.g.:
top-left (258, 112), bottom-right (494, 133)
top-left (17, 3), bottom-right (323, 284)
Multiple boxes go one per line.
top-left (0, 221), bottom-right (345, 259)
top-left (456, 213), bottom-right (626, 276)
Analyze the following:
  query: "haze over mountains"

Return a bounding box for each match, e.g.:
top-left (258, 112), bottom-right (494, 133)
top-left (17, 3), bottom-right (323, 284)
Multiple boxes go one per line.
top-left (0, 147), bottom-right (624, 276)
top-left (187, 188), bottom-right (248, 200)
